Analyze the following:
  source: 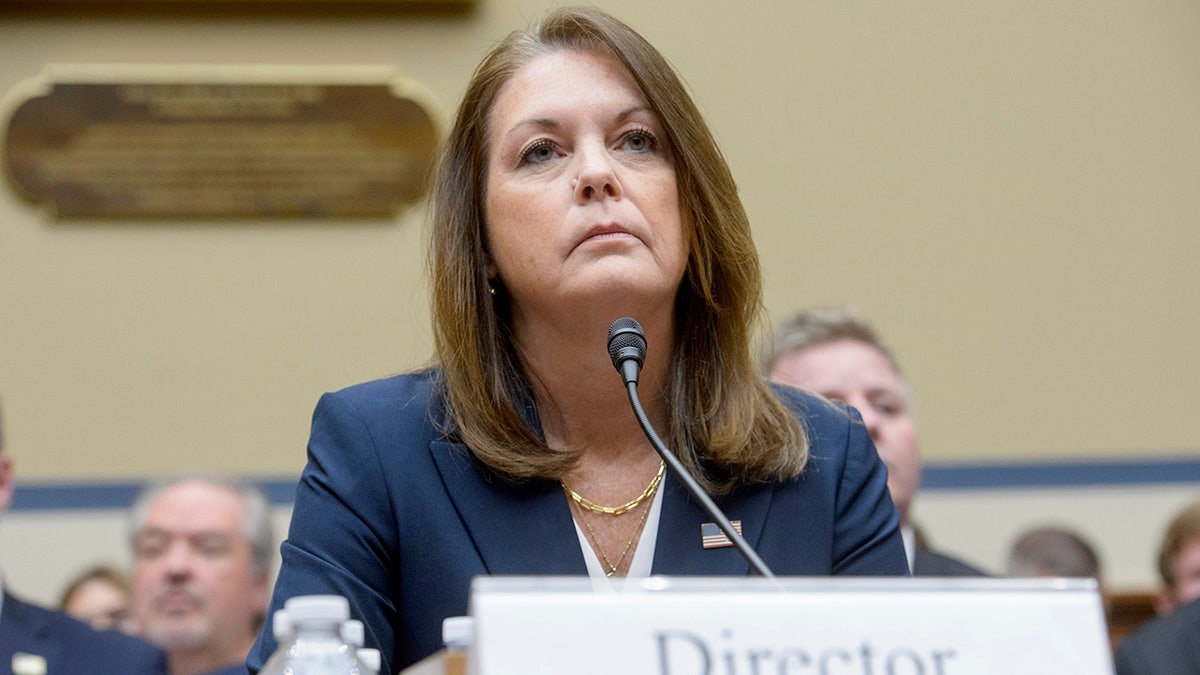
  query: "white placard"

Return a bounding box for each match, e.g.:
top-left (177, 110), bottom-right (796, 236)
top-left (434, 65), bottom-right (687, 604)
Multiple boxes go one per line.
top-left (468, 576), bottom-right (1113, 675)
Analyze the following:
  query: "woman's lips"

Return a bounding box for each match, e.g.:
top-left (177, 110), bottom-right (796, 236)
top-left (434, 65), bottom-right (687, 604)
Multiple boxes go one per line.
top-left (578, 223), bottom-right (636, 247)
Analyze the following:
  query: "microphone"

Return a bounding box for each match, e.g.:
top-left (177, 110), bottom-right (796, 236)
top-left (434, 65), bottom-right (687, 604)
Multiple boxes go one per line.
top-left (606, 317), bottom-right (776, 578)
top-left (607, 317), bottom-right (646, 386)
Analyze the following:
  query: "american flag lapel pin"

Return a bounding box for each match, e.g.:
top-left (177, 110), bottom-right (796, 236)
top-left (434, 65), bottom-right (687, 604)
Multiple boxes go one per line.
top-left (701, 520), bottom-right (742, 549)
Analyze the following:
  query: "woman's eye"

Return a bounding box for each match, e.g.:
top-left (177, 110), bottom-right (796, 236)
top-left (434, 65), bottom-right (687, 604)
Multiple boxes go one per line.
top-left (621, 129), bottom-right (656, 153)
top-left (519, 140), bottom-right (557, 165)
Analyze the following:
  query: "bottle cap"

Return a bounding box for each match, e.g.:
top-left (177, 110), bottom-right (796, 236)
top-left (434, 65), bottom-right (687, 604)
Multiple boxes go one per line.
top-left (442, 615), bottom-right (474, 648)
top-left (272, 608), bottom-right (293, 641)
top-left (357, 648), bottom-right (382, 673)
top-left (284, 595), bottom-right (350, 626)
top-left (340, 619), bottom-right (365, 647)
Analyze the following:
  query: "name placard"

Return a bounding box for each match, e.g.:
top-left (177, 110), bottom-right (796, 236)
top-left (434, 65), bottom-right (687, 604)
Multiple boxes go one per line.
top-left (1, 64), bottom-right (440, 218)
top-left (468, 576), bottom-right (1113, 675)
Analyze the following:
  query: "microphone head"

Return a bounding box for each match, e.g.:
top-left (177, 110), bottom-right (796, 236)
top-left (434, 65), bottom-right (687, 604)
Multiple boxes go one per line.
top-left (607, 317), bottom-right (647, 373)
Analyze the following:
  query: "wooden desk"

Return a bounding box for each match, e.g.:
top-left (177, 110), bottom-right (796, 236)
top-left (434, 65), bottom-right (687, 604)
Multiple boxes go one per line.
top-left (1108, 590), bottom-right (1158, 647)
top-left (399, 649), bottom-right (466, 675)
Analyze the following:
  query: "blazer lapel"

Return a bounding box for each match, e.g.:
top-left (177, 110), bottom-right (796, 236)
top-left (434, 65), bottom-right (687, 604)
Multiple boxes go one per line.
top-left (429, 440), bottom-right (587, 575)
top-left (651, 472), bottom-right (775, 575)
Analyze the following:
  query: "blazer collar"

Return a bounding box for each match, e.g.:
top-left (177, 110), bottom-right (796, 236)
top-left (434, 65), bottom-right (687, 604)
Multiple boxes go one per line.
top-left (429, 440), bottom-right (587, 575)
top-left (430, 439), bottom-right (774, 578)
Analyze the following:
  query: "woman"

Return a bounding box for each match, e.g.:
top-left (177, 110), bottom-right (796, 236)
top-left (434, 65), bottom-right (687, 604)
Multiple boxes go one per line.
top-left (59, 564), bottom-right (137, 634)
top-left (248, 7), bottom-right (906, 673)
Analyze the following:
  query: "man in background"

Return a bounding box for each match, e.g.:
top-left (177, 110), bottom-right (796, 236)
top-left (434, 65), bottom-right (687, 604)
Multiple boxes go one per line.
top-left (0, 397), bottom-right (167, 674)
top-left (1006, 525), bottom-right (1103, 580)
top-left (763, 306), bottom-right (988, 576)
top-left (130, 472), bottom-right (274, 675)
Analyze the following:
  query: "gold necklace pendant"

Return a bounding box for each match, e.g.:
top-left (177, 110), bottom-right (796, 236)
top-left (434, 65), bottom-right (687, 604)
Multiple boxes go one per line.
top-left (562, 460), bottom-right (665, 516)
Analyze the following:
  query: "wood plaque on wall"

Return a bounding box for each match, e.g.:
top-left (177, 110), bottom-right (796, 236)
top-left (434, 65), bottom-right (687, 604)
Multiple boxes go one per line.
top-left (1, 65), bottom-right (441, 218)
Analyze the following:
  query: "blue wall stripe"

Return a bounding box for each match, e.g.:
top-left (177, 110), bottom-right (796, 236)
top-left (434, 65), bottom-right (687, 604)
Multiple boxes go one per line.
top-left (8, 456), bottom-right (1200, 511)
top-left (922, 457), bottom-right (1200, 491)
top-left (10, 477), bottom-right (299, 512)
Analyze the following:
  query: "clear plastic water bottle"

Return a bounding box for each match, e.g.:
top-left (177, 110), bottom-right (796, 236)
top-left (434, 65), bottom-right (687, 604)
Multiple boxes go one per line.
top-left (442, 616), bottom-right (473, 673)
top-left (259, 608), bottom-right (293, 675)
top-left (259, 595), bottom-right (361, 675)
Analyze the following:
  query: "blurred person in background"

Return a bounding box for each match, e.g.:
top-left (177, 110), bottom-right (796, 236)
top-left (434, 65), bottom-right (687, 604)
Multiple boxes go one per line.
top-left (130, 472), bottom-right (273, 675)
top-left (59, 563), bottom-right (137, 634)
top-left (1114, 500), bottom-right (1200, 675)
top-left (764, 306), bottom-right (989, 576)
top-left (1006, 524), bottom-right (1102, 579)
top-left (1150, 500), bottom-right (1200, 615)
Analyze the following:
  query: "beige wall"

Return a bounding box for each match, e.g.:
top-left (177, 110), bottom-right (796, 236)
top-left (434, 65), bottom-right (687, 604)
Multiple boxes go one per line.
top-left (1, 1), bottom-right (1198, 598)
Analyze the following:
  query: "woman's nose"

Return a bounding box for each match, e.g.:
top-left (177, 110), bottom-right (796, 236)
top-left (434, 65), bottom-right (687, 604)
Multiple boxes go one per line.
top-left (573, 144), bottom-right (623, 203)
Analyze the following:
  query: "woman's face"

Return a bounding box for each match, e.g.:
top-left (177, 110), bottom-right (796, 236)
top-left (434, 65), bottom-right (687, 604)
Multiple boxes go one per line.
top-left (484, 49), bottom-right (687, 323)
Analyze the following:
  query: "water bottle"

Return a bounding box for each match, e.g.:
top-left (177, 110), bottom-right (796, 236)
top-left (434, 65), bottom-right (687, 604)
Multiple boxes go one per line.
top-left (341, 619), bottom-right (381, 674)
top-left (442, 616), bottom-right (473, 673)
top-left (259, 608), bottom-right (295, 674)
top-left (259, 595), bottom-right (361, 674)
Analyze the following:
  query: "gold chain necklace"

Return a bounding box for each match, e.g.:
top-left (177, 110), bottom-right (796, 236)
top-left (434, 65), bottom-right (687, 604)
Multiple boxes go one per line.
top-left (561, 460), bottom-right (665, 516)
top-left (568, 485), bottom-right (656, 577)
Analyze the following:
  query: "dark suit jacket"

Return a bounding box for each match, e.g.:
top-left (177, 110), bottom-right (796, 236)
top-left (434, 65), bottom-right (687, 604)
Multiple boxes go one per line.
top-left (246, 371), bottom-right (908, 674)
top-left (1114, 596), bottom-right (1200, 675)
top-left (912, 546), bottom-right (991, 577)
top-left (0, 590), bottom-right (167, 675)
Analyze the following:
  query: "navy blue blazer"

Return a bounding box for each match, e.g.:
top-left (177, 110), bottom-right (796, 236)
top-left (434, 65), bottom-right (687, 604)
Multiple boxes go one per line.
top-left (0, 590), bottom-right (167, 675)
top-left (247, 371), bottom-right (907, 673)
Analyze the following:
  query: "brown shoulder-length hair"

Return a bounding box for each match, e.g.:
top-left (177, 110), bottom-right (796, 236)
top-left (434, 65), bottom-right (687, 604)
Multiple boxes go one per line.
top-left (1158, 501), bottom-right (1200, 589)
top-left (429, 6), bottom-right (806, 494)
top-left (59, 564), bottom-right (132, 610)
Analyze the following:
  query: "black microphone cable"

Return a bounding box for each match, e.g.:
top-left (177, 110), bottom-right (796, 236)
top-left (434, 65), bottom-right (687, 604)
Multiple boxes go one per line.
top-left (607, 317), bottom-right (776, 578)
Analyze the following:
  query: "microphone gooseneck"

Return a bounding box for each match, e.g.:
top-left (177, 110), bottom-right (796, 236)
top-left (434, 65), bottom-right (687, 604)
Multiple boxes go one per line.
top-left (605, 317), bottom-right (776, 578)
